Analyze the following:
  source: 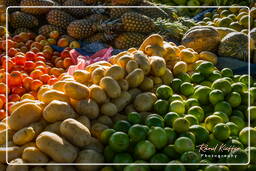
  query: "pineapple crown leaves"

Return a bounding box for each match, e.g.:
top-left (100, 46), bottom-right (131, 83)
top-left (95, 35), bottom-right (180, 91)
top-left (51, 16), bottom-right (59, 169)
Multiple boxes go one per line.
top-left (92, 18), bottom-right (123, 33)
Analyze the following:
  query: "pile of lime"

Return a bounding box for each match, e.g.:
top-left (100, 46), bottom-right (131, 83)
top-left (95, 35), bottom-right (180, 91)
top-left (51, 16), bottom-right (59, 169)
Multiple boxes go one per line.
top-left (100, 61), bottom-right (256, 171)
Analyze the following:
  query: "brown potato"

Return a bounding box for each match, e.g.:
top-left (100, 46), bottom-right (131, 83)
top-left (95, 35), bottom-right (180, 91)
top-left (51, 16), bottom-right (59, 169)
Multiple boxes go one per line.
top-left (128, 88), bottom-right (142, 101)
top-left (96, 116), bottom-right (113, 128)
top-left (105, 65), bottom-right (125, 80)
top-left (139, 77), bottom-right (154, 91)
top-left (40, 90), bottom-right (70, 104)
top-left (89, 85), bottom-right (108, 104)
top-left (0, 146), bottom-right (22, 163)
top-left (134, 92), bottom-right (157, 112)
top-left (44, 122), bottom-right (61, 135)
top-left (0, 129), bottom-right (15, 145)
top-left (126, 60), bottom-right (138, 73)
top-left (117, 79), bottom-right (129, 91)
top-left (13, 127), bottom-right (36, 145)
top-left (6, 158), bottom-right (28, 171)
top-left (149, 56), bottom-right (166, 76)
top-left (161, 68), bottom-right (174, 85)
top-left (30, 120), bottom-right (48, 136)
top-left (91, 123), bottom-right (108, 139)
top-left (125, 68), bottom-right (144, 88)
top-left (133, 52), bottom-right (151, 75)
top-left (22, 147), bottom-right (48, 163)
top-left (124, 104), bottom-right (137, 115)
top-left (71, 99), bottom-right (99, 119)
top-left (99, 76), bottom-right (121, 98)
top-left (91, 67), bottom-right (105, 84)
top-left (100, 102), bottom-right (118, 116)
top-left (77, 116), bottom-right (91, 130)
top-left (112, 91), bottom-right (132, 112)
top-left (73, 70), bottom-right (91, 84)
top-left (117, 55), bottom-right (133, 68)
top-left (30, 167), bottom-right (46, 171)
top-left (64, 81), bottom-right (90, 100)
top-left (84, 137), bottom-right (104, 153)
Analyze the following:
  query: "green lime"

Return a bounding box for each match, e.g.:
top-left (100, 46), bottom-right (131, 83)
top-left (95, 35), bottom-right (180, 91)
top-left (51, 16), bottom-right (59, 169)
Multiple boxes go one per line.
top-left (148, 127), bottom-right (168, 149)
top-left (214, 101), bottom-right (232, 116)
top-left (163, 144), bottom-right (179, 159)
top-left (250, 87), bottom-right (256, 99)
top-left (204, 165), bottom-right (229, 171)
top-left (101, 166), bottom-right (115, 171)
top-left (104, 145), bottom-right (115, 162)
top-left (188, 106), bottom-right (205, 122)
top-left (226, 122), bottom-right (240, 136)
top-left (209, 89), bottom-right (224, 105)
top-left (180, 82), bottom-right (195, 96)
top-left (185, 98), bottom-right (200, 110)
top-left (205, 115), bottom-right (224, 132)
top-left (113, 120), bottom-right (131, 133)
top-left (208, 71), bottom-right (222, 82)
top-left (113, 153), bottom-right (133, 170)
top-left (212, 123), bottom-right (230, 141)
top-left (174, 137), bottom-right (195, 153)
top-left (180, 151), bottom-right (201, 163)
top-left (156, 85), bottom-right (173, 100)
top-left (239, 127), bottom-right (256, 146)
top-left (247, 106), bottom-right (256, 121)
top-left (231, 82), bottom-right (246, 93)
top-left (109, 132), bottom-right (129, 152)
top-left (213, 112), bottom-right (229, 123)
top-left (154, 99), bottom-right (169, 115)
top-left (184, 114), bottom-right (199, 126)
top-left (123, 165), bottom-right (148, 171)
top-left (164, 161), bottom-right (186, 171)
top-left (145, 115), bottom-right (164, 128)
top-left (221, 68), bottom-right (233, 78)
top-left (247, 164), bottom-right (256, 171)
top-left (173, 117), bottom-right (190, 133)
top-left (164, 112), bottom-right (180, 127)
top-left (191, 72), bottom-right (205, 84)
top-left (195, 61), bottom-right (215, 76)
top-left (150, 153), bottom-right (169, 170)
top-left (232, 110), bottom-right (245, 120)
top-left (171, 78), bottom-right (183, 93)
top-left (100, 128), bottom-right (116, 144)
top-left (226, 139), bottom-right (244, 149)
top-left (227, 92), bottom-right (241, 108)
top-left (169, 100), bottom-right (185, 115)
top-left (177, 72), bottom-right (191, 82)
top-left (128, 124), bottom-right (147, 143)
top-left (239, 74), bottom-right (254, 86)
top-left (179, 131), bottom-right (196, 143)
top-left (134, 140), bottom-right (156, 160)
top-left (230, 116), bottom-right (245, 131)
top-left (189, 125), bottom-right (209, 144)
top-left (201, 81), bottom-right (212, 87)
top-left (169, 94), bottom-right (184, 102)
top-left (226, 149), bottom-right (248, 163)
top-left (164, 127), bottom-right (177, 144)
top-left (246, 147), bottom-right (256, 164)
top-left (241, 91), bottom-right (255, 105)
top-left (212, 78), bottom-right (232, 95)
top-left (128, 112), bottom-right (142, 124)
top-left (193, 86), bottom-right (211, 105)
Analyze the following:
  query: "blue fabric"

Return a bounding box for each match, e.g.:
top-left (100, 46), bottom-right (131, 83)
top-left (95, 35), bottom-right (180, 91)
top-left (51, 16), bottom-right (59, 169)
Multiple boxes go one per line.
top-left (192, 8), bottom-right (215, 22)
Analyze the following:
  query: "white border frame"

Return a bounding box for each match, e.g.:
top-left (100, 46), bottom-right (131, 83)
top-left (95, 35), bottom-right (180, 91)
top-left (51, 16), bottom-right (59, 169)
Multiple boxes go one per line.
top-left (5, 5), bottom-right (251, 166)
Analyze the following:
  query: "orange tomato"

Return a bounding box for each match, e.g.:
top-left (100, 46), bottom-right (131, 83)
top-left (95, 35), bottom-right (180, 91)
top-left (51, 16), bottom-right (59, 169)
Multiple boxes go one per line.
top-left (8, 94), bottom-right (21, 102)
top-left (63, 57), bottom-right (73, 68)
top-left (31, 79), bottom-right (43, 91)
top-left (12, 86), bottom-right (26, 96)
top-left (48, 77), bottom-right (58, 85)
top-left (22, 76), bottom-right (33, 90)
top-left (30, 69), bottom-right (43, 79)
top-left (0, 109), bottom-right (6, 120)
top-left (39, 74), bottom-right (51, 84)
top-left (24, 61), bottom-right (36, 72)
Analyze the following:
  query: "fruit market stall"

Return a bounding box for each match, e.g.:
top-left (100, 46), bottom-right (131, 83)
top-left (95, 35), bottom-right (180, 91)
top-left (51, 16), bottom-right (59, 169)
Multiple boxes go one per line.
top-left (0, 0), bottom-right (255, 170)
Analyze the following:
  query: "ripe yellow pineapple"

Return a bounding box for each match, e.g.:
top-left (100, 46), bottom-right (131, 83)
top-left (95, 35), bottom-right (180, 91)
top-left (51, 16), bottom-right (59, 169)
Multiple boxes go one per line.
top-left (63, 0), bottom-right (92, 18)
top-left (47, 9), bottom-right (75, 29)
top-left (114, 32), bottom-right (146, 49)
top-left (38, 24), bottom-right (65, 36)
top-left (10, 11), bottom-right (39, 29)
top-left (20, 0), bottom-right (56, 15)
top-left (67, 19), bottom-right (96, 39)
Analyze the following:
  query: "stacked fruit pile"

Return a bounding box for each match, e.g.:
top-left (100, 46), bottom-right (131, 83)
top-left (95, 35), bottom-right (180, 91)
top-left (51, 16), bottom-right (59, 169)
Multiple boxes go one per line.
top-left (0, 34), bottom-right (255, 170)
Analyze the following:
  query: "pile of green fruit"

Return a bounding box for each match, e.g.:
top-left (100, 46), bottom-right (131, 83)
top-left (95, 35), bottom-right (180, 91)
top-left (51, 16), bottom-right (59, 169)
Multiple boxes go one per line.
top-left (100, 61), bottom-right (256, 171)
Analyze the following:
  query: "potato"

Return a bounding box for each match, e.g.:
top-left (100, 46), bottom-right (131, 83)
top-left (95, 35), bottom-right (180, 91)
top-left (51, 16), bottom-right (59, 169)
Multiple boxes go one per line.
top-left (73, 70), bottom-right (91, 84)
top-left (96, 116), bottom-right (113, 127)
top-left (126, 60), bottom-right (138, 73)
top-left (44, 122), bottom-right (61, 135)
top-left (0, 147), bottom-right (22, 163)
top-left (100, 102), bottom-right (118, 116)
top-left (112, 91), bottom-right (132, 112)
top-left (60, 119), bottom-right (91, 147)
top-left (64, 81), bottom-right (90, 100)
top-left (30, 167), bottom-right (46, 171)
top-left (46, 165), bottom-right (63, 171)
top-left (30, 120), bottom-right (47, 136)
top-left (162, 43), bottom-right (178, 60)
top-left (125, 68), bottom-right (144, 88)
top-left (8, 103), bottom-right (42, 130)
top-left (37, 85), bottom-right (52, 101)
top-left (105, 65), bottom-right (125, 80)
top-left (150, 76), bottom-right (162, 85)
top-left (134, 92), bottom-right (157, 112)
top-left (0, 141), bottom-right (15, 147)
top-left (133, 52), bottom-right (151, 75)
top-left (84, 137), bottom-right (104, 153)
top-left (75, 149), bottom-right (104, 171)
top-left (41, 90), bottom-right (70, 104)
top-left (6, 158), bottom-right (28, 171)
top-left (139, 77), bottom-right (154, 91)
top-left (13, 127), bottom-right (35, 145)
top-left (36, 131), bottom-right (78, 163)
top-left (112, 114), bottom-right (128, 123)
top-left (0, 164), bottom-right (6, 171)
top-left (117, 79), bottom-right (129, 91)
top-left (124, 104), bottom-right (137, 115)
top-left (139, 34), bottom-right (164, 52)
top-left (89, 85), bottom-right (108, 104)
top-left (71, 99), bottom-right (99, 119)
top-left (128, 88), bottom-right (142, 101)
top-left (77, 116), bottom-right (91, 130)
top-left (43, 100), bottom-right (77, 123)
top-left (117, 55), bottom-right (133, 68)
top-left (149, 56), bottom-right (166, 76)
top-left (22, 147), bottom-right (48, 163)
top-left (0, 129), bottom-right (15, 145)
top-left (99, 76), bottom-right (121, 98)
top-left (91, 67), bottom-right (105, 84)
top-left (173, 61), bottom-right (187, 75)
top-left (161, 68), bottom-right (174, 85)
top-left (52, 81), bottom-right (68, 92)
top-left (20, 142), bottom-right (36, 151)
top-left (91, 123), bottom-right (108, 139)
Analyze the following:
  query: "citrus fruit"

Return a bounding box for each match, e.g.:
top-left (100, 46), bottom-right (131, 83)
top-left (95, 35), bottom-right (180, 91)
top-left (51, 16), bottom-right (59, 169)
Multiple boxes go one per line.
top-left (189, 125), bottom-right (209, 144)
top-left (148, 127), bottom-right (168, 149)
top-left (163, 144), bottom-right (179, 159)
top-left (226, 139), bottom-right (244, 149)
top-left (185, 98), bottom-right (200, 110)
top-left (169, 100), bottom-right (185, 115)
top-left (156, 85), bottom-right (173, 100)
top-left (195, 61), bottom-right (215, 76)
top-left (154, 99), bottom-right (169, 115)
top-left (101, 166), bottom-right (115, 171)
top-left (123, 165), bottom-right (148, 171)
top-left (164, 112), bottom-right (180, 127)
top-left (204, 165), bottom-right (229, 171)
top-left (127, 112), bottom-right (142, 124)
top-left (209, 89), bottom-right (224, 105)
top-left (145, 115), bottom-right (164, 128)
top-left (191, 72), bottom-right (205, 84)
top-left (221, 68), bottom-right (233, 78)
top-left (247, 106), bottom-right (256, 121)
top-left (246, 147), bottom-right (256, 164)
top-left (113, 120), bottom-right (131, 133)
top-left (208, 70), bottom-right (222, 82)
top-left (173, 117), bottom-right (190, 133)
top-left (230, 116), bottom-right (245, 131)
top-left (241, 91), bottom-right (255, 105)
top-left (188, 106), bottom-right (205, 122)
top-left (239, 74), bottom-right (254, 86)
top-left (239, 127), bottom-right (256, 146)
top-left (134, 140), bottom-right (156, 160)
top-left (170, 78), bottom-right (183, 93)
top-left (113, 153), bottom-right (133, 170)
top-left (179, 131), bottom-right (196, 143)
top-left (184, 114), bottom-right (199, 126)
top-left (201, 81), bottom-right (212, 87)
top-left (226, 149), bottom-right (248, 163)
top-left (128, 124), bottom-right (147, 143)
top-left (227, 92), bottom-right (242, 108)
top-left (169, 94), bottom-right (183, 102)
top-left (109, 132), bottom-right (130, 152)
top-left (226, 122), bottom-right (240, 136)
top-left (213, 112), bottom-right (229, 123)
top-left (231, 82), bottom-right (246, 93)
top-left (193, 86), bottom-right (211, 105)
top-left (212, 123), bottom-right (231, 141)
top-left (164, 127), bottom-right (177, 144)
top-left (180, 151), bottom-right (201, 163)
top-left (180, 82), bottom-right (194, 96)
top-left (212, 78), bottom-right (232, 95)
top-left (205, 115), bottom-right (224, 132)
top-left (174, 137), bottom-right (195, 153)
top-left (150, 153), bottom-right (169, 170)
top-left (104, 145), bottom-right (115, 162)
top-left (214, 101), bottom-right (232, 116)
top-left (250, 87), bottom-right (256, 99)
top-left (100, 128), bottom-right (116, 144)
top-left (232, 109), bottom-right (245, 120)
top-left (176, 72), bottom-right (191, 82)
top-left (164, 161), bottom-right (186, 171)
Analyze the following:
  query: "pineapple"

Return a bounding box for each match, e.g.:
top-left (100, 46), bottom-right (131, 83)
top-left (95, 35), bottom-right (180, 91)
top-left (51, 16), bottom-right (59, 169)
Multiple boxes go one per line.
top-left (136, 1), bottom-right (169, 19)
top-left (63, 0), bottom-right (92, 18)
top-left (86, 32), bottom-right (115, 43)
top-left (109, 8), bottom-right (131, 18)
top-left (38, 24), bottom-right (65, 36)
top-left (20, 0), bottom-right (56, 15)
top-left (67, 19), bottom-right (95, 39)
top-left (83, 0), bottom-right (97, 4)
top-left (47, 9), bottom-right (75, 29)
top-left (86, 14), bottom-right (108, 23)
top-left (1, 0), bottom-right (20, 7)
top-left (111, 0), bottom-right (143, 5)
top-left (121, 12), bottom-right (156, 33)
top-left (14, 28), bottom-right (32, 35)
top-left (114, 32), bottom-right (146, 49)
top-left (10, 11), bottom-right (39, 29)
